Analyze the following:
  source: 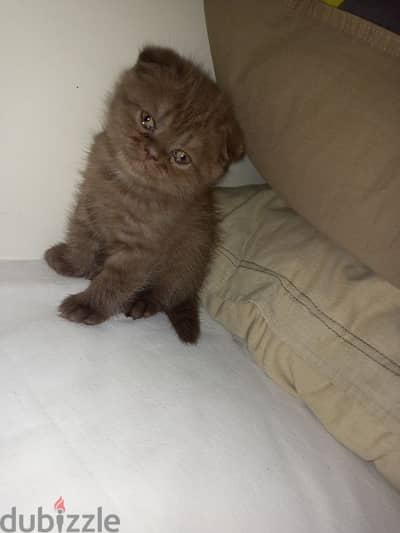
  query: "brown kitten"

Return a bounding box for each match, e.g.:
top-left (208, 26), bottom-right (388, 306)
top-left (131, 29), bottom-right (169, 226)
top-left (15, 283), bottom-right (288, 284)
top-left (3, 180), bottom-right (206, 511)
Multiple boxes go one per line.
top-left (44, 46), bottom-right (244, 343)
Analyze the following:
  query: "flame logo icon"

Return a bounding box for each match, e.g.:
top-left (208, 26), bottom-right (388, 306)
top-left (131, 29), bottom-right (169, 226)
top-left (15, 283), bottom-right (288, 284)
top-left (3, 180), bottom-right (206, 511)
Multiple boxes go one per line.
top-left (54, 496), bottom-right (66, 513)
top-left (54, 497), bottom-right (66, 533)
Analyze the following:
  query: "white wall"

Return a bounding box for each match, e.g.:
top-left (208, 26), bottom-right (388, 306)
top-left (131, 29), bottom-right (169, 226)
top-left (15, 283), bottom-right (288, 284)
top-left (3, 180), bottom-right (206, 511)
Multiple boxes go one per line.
top-left (0, 0), bottom-right (263, 260)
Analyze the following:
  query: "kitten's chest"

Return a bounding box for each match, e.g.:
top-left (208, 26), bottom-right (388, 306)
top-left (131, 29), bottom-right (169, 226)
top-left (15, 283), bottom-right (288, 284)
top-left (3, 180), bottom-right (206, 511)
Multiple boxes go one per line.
top-left (89, 183), bottom-right (178, 246)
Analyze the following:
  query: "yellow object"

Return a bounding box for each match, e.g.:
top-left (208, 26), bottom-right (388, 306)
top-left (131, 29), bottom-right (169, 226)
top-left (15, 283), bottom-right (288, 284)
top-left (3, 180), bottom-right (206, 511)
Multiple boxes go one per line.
top-left (322, 0), bottom-right (344, 6)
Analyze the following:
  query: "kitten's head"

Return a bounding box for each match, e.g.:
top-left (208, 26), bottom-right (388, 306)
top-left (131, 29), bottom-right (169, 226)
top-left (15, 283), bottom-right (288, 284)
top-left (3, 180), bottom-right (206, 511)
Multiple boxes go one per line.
top-left (105, 46), bottom-right (244, 197)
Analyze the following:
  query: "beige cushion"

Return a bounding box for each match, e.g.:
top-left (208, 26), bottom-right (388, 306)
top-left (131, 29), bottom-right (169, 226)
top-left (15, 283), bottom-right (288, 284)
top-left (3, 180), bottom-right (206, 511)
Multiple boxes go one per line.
top-left (205, 0), bottom-right (400, 288)
top-left (201, 186), bottom-right (400, 490)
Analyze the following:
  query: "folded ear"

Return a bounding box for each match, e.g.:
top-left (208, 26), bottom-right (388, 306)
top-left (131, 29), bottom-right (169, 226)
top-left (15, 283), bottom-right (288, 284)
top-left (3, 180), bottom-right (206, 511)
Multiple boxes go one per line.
top-left (136, 45), bottom-right (184, 72)
top-left (225, 117), bottom-right (245, 162)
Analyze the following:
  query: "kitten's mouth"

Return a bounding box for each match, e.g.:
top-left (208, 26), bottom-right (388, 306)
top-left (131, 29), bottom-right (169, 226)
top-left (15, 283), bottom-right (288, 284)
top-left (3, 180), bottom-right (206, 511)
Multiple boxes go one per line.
top-left (135, 158), bottom-right (153, 170)
top-left (119, 148), bottom-right (166, 178)
top-left (131, 158), bottom-right (161, 177)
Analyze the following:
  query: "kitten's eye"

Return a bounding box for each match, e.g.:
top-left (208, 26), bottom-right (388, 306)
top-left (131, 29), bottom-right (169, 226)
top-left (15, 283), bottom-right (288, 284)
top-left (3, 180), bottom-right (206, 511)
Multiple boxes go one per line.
top-left (140, 110), bottom-right (156, 131)
top-left (171, 149), bottom-right (191, 166)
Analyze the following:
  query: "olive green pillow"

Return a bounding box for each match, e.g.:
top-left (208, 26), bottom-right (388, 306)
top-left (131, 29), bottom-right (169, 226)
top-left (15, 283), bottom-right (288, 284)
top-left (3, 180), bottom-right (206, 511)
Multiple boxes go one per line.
top-left (205, 0), bottom-right (400, 287)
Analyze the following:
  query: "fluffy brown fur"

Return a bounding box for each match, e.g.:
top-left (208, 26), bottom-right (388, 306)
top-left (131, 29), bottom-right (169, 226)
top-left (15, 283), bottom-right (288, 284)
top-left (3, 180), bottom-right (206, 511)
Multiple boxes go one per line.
top-left (45, 46), bottom-right (244, 343)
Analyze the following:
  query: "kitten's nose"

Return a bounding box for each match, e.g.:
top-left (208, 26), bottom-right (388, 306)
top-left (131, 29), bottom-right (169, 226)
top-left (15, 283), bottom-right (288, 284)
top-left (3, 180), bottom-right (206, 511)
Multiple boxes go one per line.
top-left (144, 144), bottom-right (159, 161)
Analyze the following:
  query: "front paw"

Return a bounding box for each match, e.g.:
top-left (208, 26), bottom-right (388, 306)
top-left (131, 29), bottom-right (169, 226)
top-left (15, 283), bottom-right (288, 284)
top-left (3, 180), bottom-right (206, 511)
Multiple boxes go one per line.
top-left (58, 292), bottom-right (107, 325)
top-left (45, 243), bottom-right (76, 277)
top-left (124, 298), bottom-right (161, 320)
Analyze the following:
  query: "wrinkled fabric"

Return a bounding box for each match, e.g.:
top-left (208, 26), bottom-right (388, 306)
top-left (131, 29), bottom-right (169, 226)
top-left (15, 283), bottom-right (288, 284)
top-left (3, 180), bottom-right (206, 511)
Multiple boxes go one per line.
top-left (0, 260), bottom-right (400, 531)
top-left (202, 186), bottom-right (400, 491)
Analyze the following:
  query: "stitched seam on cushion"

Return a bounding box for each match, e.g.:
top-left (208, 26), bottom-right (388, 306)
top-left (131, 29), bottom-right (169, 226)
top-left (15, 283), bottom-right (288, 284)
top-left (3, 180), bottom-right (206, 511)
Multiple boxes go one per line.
top-left (218, 245), bottom-right (400, 376)
top-left (247, 299), bottom-right (400, 430)
top-left (206, 247), bottom-right (240, 292)
top-left (220, 245), bottom-right (400, 373)
top-left (206, 289), bottom-right (400, 427)
top-left (242, 263), bottom-right (400, 376)
top-left (242, 257), bottom-right (400, 372)
top-left (287, 0), bottom-right (400, 58)
top-left (246, 297), bottom-right (400, 426)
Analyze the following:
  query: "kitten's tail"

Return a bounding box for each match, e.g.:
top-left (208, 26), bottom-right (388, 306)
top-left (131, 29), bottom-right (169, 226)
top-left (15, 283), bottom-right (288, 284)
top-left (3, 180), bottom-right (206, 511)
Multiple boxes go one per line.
top-left (166, 296), bottom-right (200, 344)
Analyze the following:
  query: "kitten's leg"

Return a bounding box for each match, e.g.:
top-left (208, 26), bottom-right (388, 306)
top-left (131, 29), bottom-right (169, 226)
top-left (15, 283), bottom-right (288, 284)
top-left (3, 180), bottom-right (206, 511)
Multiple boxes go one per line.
top-left (165, 296), bottom-right (200, 344)
top-left (132, 247), bottom-right (209, 343)
top-left (124, 283), bottom-right (200, 342)
top-left (45, 212), bottom-right (103, 279)
top-left (45, 242), bottom-right (103, 279)
top-left (58, 249), bottom-right (151, 325)
top-left (124, 228), bottom-right (213, 342)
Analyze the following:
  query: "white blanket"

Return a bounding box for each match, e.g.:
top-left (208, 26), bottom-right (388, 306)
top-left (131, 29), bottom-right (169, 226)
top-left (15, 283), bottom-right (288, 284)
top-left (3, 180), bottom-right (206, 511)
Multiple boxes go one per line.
top-left (0, 261), bottom-right (399, 533)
